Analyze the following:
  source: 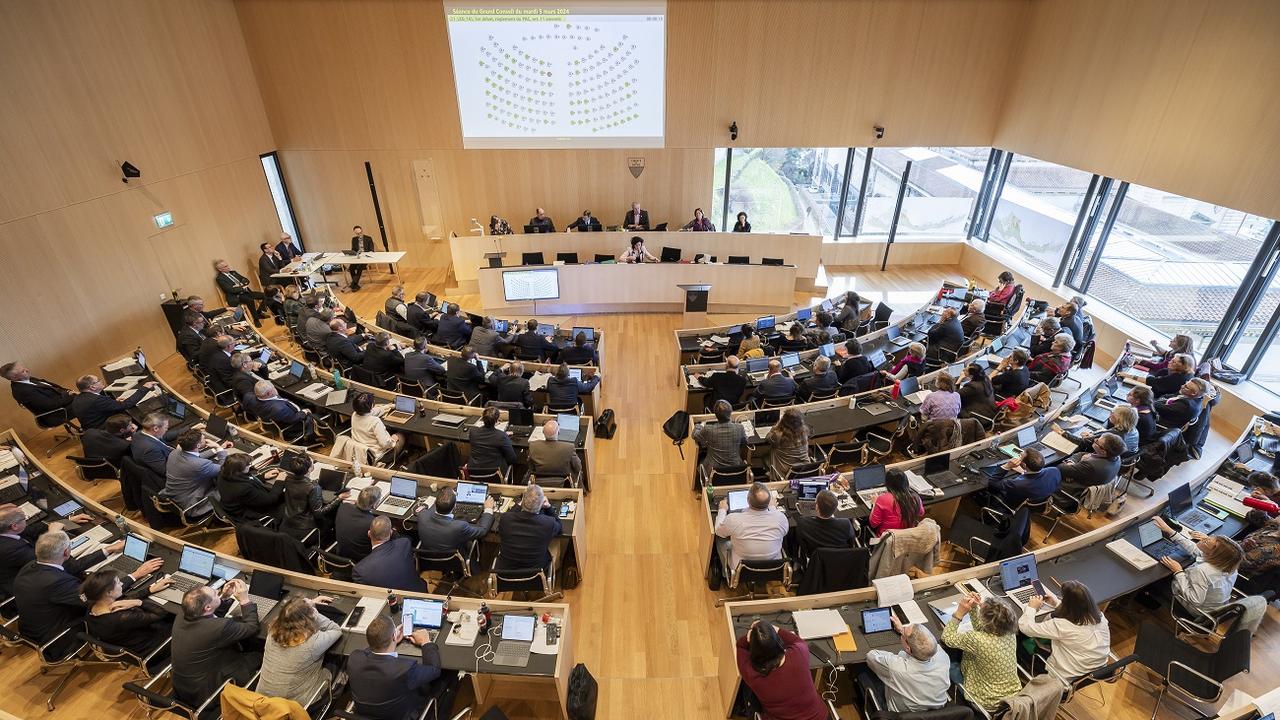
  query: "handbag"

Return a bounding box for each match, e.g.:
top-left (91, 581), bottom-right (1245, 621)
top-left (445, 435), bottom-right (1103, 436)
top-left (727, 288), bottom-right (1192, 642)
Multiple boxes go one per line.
top-left (566, 663), bottom-right (598, 720)
top-left (593, 408), bottom-right (617, 439)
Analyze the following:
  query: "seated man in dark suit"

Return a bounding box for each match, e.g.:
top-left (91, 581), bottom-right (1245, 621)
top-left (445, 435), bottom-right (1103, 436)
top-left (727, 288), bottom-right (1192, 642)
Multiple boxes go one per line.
top-left (488, 362), bottom-right (533, 407)
top-left (468, 406), bottom-right (516, 472)
top-left (79, 413), bottom-right (135, 467)
top-left (403, 336), bottom-right (447, 386)
top-left (566, 210), bottom-right (601, 232)
top-left (926, 308), bottom-right (964, 361)
top-left (183, 295), bottom-right (225, 322)
top-left (1056, 432), bottom-right (1125, 502)
top-left (256, 242), bottom-right (288, 288)
top-left (352, 516), bottom-right (426, 592)
top-left (799, 356), bottom-right (839, 401)
top-left (622, 202), bottom-right (650, 231)
top-left (445, 347), bottom-right (486, 399)
top-left (212, 258), bottom-right (265, 320)
top-left (545, 363), bottom-right (600, 411)
top-left (558, 332), bottom-right (599, 365)
top-left (2, 362), bottom-right (75, 419)
top-left (991, 349), bottom-right (1031, 398)
top-left (1056, 302), bottom-right (1085, 347)
top-left (514, 319), bottom-right (557, 361)
top-left (1146, 353), bottom-right (1193, 399)
top-left (348, 615), bottom-right (455, 720)
top-left (406, 292), bottom-right (439, 338)
top-left (199, 335), bottom-right (238, 392)
top-left (71, 374), bottom-right (155, 430)
top-left (228, 352), bottom-right (267, 401)
top-left (215, 454), bottom-right (285, 524)
top-left (0, 508), bottom-right (99, 597)
top-left (496, 484), bottom-right (563, 575)
top-left (987, 448), bottom-right (1061, 508)
top-left (176, 312), bottom-right (208, 364)
top-left (417, 486), bottom-right (496, 557)
top-left (697, 355), bottom-right (748, 411)
top-left (249, 381), bottom-right (313, 439)
top-left (325, 318), bottom-right (367, 367)
top-left (170, 582), bottom-right (262, 706)
top-left (130, 412), bottom-right (180, 478)
top-left (796, 490), bottom-right (855, 556)
top-left (433, 304), bottom-right (472, 349)
top-left (362, 332), bottom-right (405, 380)
top-left (752, 360), bottom-right (797, 406)
top-left (961, 299), bottom-right (987, 337)
top-left (335, 486), bottom-right (382, 561)
top-left (14, 530), bottom-right (161, 658)
top-left (1154, 378), bottom-right (1207, 429)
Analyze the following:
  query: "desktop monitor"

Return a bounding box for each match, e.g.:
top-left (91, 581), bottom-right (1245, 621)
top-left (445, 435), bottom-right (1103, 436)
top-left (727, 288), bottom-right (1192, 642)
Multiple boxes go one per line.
top-left (568, 368), bottom-right (582, 380)
top-left (795, 307), bottom-right (812, 322)
top-left (999, 553), bottom-right (1039, 591)
top-left (523, 224), bottom-right (542, 234)
top-left (755, 315), bottom-right (776, 331)
top-left (853, 464), bottom-right (886, 491)
top-left (1166, 482), bottom-right (1193, 516)
top-left (780, 353), bottom-right (801, 370)
top-left (660, 246), bottom-right (681, 262)
top-left (571, 326), bottom-right (595, 341)
top-left (521, 252), bottom-right (545, 266)
top-left (761, 257), bottom-right (784, 266)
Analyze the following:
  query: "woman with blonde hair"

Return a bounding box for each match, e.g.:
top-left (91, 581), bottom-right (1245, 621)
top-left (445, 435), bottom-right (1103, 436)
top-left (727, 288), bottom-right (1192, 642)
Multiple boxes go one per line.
top-left (1066, 403), bottom-right (1139, 455)
top-left (882, 342), bottom-right (926, 382)
top-left (255, 595), bottom-right (344, 704)
top-left (766, 408), bottom-right (811, 480)
top-left (1150, 519), bottom-right (1244, 616)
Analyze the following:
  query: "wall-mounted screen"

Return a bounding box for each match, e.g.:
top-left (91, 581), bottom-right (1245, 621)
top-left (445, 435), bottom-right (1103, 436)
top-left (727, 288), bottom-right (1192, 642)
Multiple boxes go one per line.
top-left (503, 268), bottom-right (560, 301)
top-left (444, 1), bottom-right (666, 149)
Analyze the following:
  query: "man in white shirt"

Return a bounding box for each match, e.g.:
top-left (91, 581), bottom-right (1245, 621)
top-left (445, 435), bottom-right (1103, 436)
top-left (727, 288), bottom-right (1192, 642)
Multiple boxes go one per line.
top-left (861, 618), bottom-right (951, 713)
top-left (713, 482), bottom-right (788, 582)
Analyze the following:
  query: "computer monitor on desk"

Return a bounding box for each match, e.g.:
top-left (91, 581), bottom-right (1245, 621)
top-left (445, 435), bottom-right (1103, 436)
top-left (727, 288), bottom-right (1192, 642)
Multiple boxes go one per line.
top-left (521, 252), bottom-right (545, 266)
top-left (524, 224), bottom-right (549, 234)
top-left (727, 256), bottom-right (750, 265)
top-left (660, 246), bottom-right (681, 262)
top-left (755, 315), bottom-right (776, 332)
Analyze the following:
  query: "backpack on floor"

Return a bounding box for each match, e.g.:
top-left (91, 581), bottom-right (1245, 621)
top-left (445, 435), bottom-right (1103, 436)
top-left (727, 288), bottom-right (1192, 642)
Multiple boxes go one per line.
top-left (567, 663), bottom-right (598, 720)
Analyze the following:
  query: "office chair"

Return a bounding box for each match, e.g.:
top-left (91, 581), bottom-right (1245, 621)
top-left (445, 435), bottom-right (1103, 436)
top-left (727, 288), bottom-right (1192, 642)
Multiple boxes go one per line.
top-left (938, 512), bottom-right (1001, 569)
top-left (715, 556), bottom-right (792, 606)
top-left (79, 628), bottom-right (171, 681)
top-left (1038, 487), bottom-right (1087, 540)
top-left (66, 454), bottom-right (118, 483)
top-left (528, 471), bottom-right (578, 489)
top-left (416, 547), bottom-right (481, 597)
top-left (544, 401), bottom-right (583, 415)
top-left (261, 418), bottom-right (323, 448)
top-left (487, 555), bottom-right (562, 602)
top-left (332, 702), bottom-right (471, 720)
top-left (872, 303), bottom-right (894, 331)
top-left (1134, 621), bottom-right (1250, 720)
top-left (1039, 652), bottom-right (1137, 720)
top-left (396, 375), bottom-right (435, 398)
top-left (776, 458), bottom-right (823, 482)
top-left (22, 404), bottom-right (81, 457)
top-left (150, 495), bottom-right (223, 540)
top-left (697, 348), bottom-right (726, 364)
top-left (439, 388), bottom-right (483, 406)
top-left (462, 464), bottom-right (513, 485)
top-left (318, 542), bottom-right (355, 582)
top-left (0, 621), bottom-right (96, 711)
top-left (752, 396), bottom-right (795, 410)
top-left (698, 463), bottom-right (750, 491)
top-left (864, 415), bottom-right (915, 463)
top-left (818, 440), bottom-right (866, 472)
top-left (123, 666), bottom-right (258, 720)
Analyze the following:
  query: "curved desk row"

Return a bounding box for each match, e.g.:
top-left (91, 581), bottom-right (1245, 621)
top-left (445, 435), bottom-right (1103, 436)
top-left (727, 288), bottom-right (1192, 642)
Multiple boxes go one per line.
top-left (712, 419), bottom-right (1259, 717)
top-left (478, 261), bottom-right (800, 316)
top-left (102, 357), bottom-right (590, 578)
top-left (450, 231), bottom-right (823, 295)
top-left (3, 429), bottom-right (578, 718)
top-left (674, 293), bottom-right (872, 363)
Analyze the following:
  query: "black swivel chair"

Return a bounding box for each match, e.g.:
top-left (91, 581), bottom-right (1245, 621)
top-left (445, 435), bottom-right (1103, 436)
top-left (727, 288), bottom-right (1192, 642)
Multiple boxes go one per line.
top-left (872, 303), bottom-right (895, 331)
top-left (1134, 621), bottom-right (1251, 720)
top-left (18, 403), bottom-right (80, 457)
top-left (716, 556), bottom-right (792, 606)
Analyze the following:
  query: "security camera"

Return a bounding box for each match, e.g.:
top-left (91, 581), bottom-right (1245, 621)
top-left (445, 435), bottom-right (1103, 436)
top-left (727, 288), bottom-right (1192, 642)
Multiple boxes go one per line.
top-left (729, 122), bottom-right (738, 141)
top-left (873, 126), bottom-right (885, 140)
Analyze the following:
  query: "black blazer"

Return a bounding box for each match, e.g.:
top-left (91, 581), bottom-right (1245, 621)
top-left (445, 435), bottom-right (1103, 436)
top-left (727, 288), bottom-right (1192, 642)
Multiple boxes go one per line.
top-left (800, 370), bottom-right (839, 401)
top-left (406, 304), bottom-right (438, 335)
top-left (335, 503), bottom-right (377, 560)
top-left (257, 253), bottom-right (284, 287)
top-left (204, 350), bottom-right (235, 390)
top-left (445, 357), bottom-right (485, 396)
top-left (0, 527), bottom-right (45, 596)
top-left (489, 373), bottom-right (533, 407)
top-left (10, 378), bottom-right (74, 416)
top-left (514, 331), bottom-right (555, 360)
top-left (169, 608), bottom-right (261, 704)
top-left (469, 425), bottom-right (516, 470)
top-left (352, 537), bottom-right (426, 592)
top-left (216, 472), bottom-right (284, 524)
top-left (347, 645), bottom-right (443, 720)
top-left (229, 370), bottom-right (261, 401)
top-left (363, 345), bottom-right (405, 377)
top-left (404, 352), bottom-right (445, 384)
top-left (176, 327), bottom-right (206, 362)
top-left (559, 345), bottom-right (598, 365)
top-left (80, 428), bottom-right (131, 466)
top-left (566, 216), bottom-right (601, 232)
top-left (836, 356), bottom-right (874, 384)
top-left (214, 270), bottom-right (254, 306)
top-left (623, 208), bottom-right (650, 229)
top-left (496, 507), bottom-right (562, 571)
top-left (352, 234), bottom-right (375, 253)
top-left (417, 509), bottom-right (495, 556)
top-left (927, 317), bottom-right (964, 353)
top-left (1147, 371), bottom-right (1191, 399)
top-left (753, 374), bottom-right (798, 404)
top-left (958, 380), bottom-right (997, 419)
top-left (546, 375), bottom-right (595, 409)
top-left (1155, 395), bottom-right (1203, 429)
top-left (1057, 453), bottom-right (1121, 496)
top-left (701, 370), bottom-right (747, 409)
top-left (991, 367), bottom-right (1031, 397)
top-left (71, 389), bottom-right (145, 430)
top-left (796, 516), bottom-right (856, 555)
top-left (326, 333), bottom-right (366, 366)
top-left (13, 554), bottom-right (106, 649)
top-left (254, 396), bottom-right (308, 427)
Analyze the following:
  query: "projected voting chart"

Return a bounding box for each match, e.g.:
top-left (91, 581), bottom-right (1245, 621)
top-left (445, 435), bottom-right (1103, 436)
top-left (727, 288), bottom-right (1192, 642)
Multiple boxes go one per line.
top-left (445, 5), bottom-right (665, 148)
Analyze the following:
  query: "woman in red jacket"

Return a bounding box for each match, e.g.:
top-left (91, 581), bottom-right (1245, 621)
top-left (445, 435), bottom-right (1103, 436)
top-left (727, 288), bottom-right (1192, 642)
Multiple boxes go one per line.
top-left (735, 621), bottom-right (829, 720)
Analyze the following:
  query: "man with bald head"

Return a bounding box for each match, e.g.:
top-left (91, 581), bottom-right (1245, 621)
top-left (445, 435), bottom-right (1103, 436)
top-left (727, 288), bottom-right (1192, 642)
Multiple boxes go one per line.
top-left (1, 362), bottom-right (74, 417)
top-left (525, 418), bottom-right (581, 483)
top-left (714, 481), bottom-right (788, 579)
top-left (353, 515), bottom-right (425, 591)
top-left (325, 318), bottom-right (367, 366)
top-left (170, 580), bottom-right (262, 705)
top-left (751, 359), bottom-right (797, 406)
top-left (527, 207), bottom-right (555, 232)
top-left (70, 373), bottom-right (156, 430)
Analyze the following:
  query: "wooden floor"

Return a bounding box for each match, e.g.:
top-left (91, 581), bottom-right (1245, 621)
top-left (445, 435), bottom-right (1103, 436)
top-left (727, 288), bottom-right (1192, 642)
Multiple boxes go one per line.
top-left (2, 263), bottom-right (1276, 720)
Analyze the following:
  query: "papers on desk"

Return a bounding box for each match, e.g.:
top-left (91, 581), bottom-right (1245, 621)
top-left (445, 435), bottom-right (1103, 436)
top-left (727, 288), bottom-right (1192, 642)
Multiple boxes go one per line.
top-left (102, 357), bottom-right (138, 372)
top-left (0, 450), bottom-right (16, 472)
top-left (473, 417), bottom-right (509, 431)
top-left (346, 596), bottom-right (386, 633)
top-left (1041, 431), bottom-right (1079, 456)
top-left (70, 525), bottom-right (114, 558)
top-left (0, 474), bottom-right (18, 492)
top-left (344, 476), bottom-right (390, 502)
top-left (1107, 538), bottom-right (1158, 570)
top-left (1057, 415), bottom-right (1090, 428)
top-left (903, 389), bottom-right (932, 405)
top-left (873, 574), bottom-right (914, 608)
top-left (1204, 489), bottom-right (1251, 519)
top-left (904, 470), bottom-right (942, 497)
top-left (445, 612), bottom-right (480, 645)
top-left (528, 372), bottom-right (551, 391)
top-left (834, 492), bottom-right (858, 513)
top-left (739, 419), bottom-right (754, 437)
top-left (709, 335), bottom-right (730, 345)
top-left (686, 375), bottom-right (704, 389)
top-left (857, 488), bottom-right (887, 508)
top-left (105, 376), bottom-right (142, 392)
top-left (308, 462), bottom-right (340, 481)
top-left (529, 427), bottom-right (546, 442)
top-left (247, 445), bottom-right (275, 469)
top-left (792, 608), bottom-right (848, 639)
top-left (18, 502), bottom-right (41, 520)
top-left (531, 619), bottom-right (563, 655)
top-left (297, 382), bottom-right (332, 400)
top-left (982, 354), bottom-right (1003, 366)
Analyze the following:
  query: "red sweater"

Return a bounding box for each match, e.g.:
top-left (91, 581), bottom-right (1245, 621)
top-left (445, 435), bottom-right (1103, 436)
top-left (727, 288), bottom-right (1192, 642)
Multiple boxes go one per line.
top-left (869, 492), bottom-right (925, 536)
top-left (735, 629), bottom-right (829, 720)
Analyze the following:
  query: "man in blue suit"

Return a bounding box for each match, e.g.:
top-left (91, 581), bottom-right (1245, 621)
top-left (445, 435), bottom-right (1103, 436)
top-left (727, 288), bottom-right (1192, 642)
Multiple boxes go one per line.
top-left (131, 411), bottom-right (181, 477)
top-left (751, 360), bottom-right (798, 406)
top-left (353, 516), bottom-right (426, 592)
top-left (249, 381), bottom-right (313, 439)
top-left (433, 304), bottom-right (472, 348)
top-left (347, 615), bottom-right (455, 720)
top-left (545, 363), bottom-right (600, 411)
top-left (987, 448), bottom-right (1061, 508)
top-left (416, 486), bottom-right (495, 560)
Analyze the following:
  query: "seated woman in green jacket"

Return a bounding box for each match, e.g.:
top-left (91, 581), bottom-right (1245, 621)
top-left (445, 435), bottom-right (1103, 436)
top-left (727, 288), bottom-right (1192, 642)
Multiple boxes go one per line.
top-left (942, 593), bottom-right (1022, 711)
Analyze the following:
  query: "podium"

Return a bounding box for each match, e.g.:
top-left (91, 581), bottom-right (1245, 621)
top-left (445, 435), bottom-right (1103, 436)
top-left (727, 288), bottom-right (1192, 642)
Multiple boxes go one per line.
top-left (484, 251), bottom-right (506, 268)
top-left (678, 283), bottom-right (711, 329)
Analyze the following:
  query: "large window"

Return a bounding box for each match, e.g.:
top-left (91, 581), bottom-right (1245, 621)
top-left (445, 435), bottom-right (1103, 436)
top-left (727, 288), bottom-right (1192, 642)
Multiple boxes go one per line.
top-left (711, 148), bottom-right (728, 228)
top-left (1252, 330), bottom-right (1280, 396)
top-left (1086, 186), bottom-right (1272, 350)
top-left (1224, 269), bottom-right (1280, 372)
top-left (260, 152), bottom-right (302, 251)
top-left (855, 156), bottom-right (903, 236)
top-left (722, 148), bottom-right (847, 237)
top-left (892, 147), bottom-right (988, 237)
top-left (987, 156), bottom-right (1093, 275)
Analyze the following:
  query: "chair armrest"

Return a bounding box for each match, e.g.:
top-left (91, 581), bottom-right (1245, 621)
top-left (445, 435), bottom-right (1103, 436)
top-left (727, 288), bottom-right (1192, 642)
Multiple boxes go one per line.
top-left (301, 527), bottom-right (319, 547)
top-left (38, 626), bottom-right (80, 657)
top-left (1167, 660), bottom-right (1223, 700)
top-left (140, 637), bottom-right (172, 668)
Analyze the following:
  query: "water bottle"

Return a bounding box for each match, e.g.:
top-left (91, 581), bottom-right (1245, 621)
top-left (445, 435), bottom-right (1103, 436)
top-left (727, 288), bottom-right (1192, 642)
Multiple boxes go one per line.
top-left (353, 456), bottom-right (363, 478)
top-left (114, 514), bottom-right (129, 533)
top-left (333, 368), bottom-right (345, 390)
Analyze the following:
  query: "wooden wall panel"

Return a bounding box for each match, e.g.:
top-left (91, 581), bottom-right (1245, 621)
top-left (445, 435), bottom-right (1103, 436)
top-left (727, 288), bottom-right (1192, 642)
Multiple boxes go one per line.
top-left (995, 0), bottom-right (1280, 220)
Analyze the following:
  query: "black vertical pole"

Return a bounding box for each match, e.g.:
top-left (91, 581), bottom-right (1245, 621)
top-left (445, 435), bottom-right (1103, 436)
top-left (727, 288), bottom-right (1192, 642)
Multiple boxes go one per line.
top-left (832, 148), bottom-right (855, 241)
top-left (365, 161), bottom-right (395, 274)
top-left (881, 160), bottom-right (912, 272)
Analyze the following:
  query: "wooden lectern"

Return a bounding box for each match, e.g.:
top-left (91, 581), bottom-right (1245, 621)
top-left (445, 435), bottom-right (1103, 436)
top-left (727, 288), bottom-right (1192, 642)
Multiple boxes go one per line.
top-left (678, 283), bottom-right (711, 329)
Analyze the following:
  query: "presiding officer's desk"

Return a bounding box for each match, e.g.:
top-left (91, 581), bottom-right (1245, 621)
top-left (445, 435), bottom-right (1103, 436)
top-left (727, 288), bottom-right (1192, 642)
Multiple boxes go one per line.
top-left (694, 354), bottom-right (1118, 577)
top-left (713, 421), bottom-right (1260, 717)
top-left (478, 261), bottom-right (799, 315)
top-left (99, 358), bottom-right (589, 578)
top-left (1, 430), bottom-right (578, 718)
top-left (450, 230), bottom-right (824, 294)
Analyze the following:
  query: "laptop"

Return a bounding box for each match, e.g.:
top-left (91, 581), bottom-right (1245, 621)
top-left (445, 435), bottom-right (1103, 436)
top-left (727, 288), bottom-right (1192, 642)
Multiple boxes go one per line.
top-left (507, 407), bottom-right (535, 437)
top-left (283, 360), bottom-right (307, 385)
top-left (754, 408), bottom-right (780, 436)
top-left (755, 315), bottom-right (776, 333)
top-left (205, 413), bottom-right (231, 441)
top-left (568, 368), bottom-right (582, 381)
top-left (452, 482), bottom-right (489, 522)
top-left (867, 349), bottom-right (888, 370)
top-left (103, 534), bottom-right (152, 575)
top-left (780, 353), bottom-right (802, 372)
top-left (659, 246), bottom-right (681, 263)
top-left (999, 553), bottom-right (1048, 609)
top-left (571, 327), bottom-right (595, 341)
top-left (556, 414), bottom-right (580, 442)
top-left (493, 319), bottom-right (509, 334)
top-left (854, 464), bottom-right (887, 491)
top-left (794, 479), bottom-right (827, 515)
top-left (860, 607), bottom-right (901, 647)
top-left (923, 452), bottom-right (961, 486)
top-left (818, 343), bottom-right (836, 359)
top-left (1165, 482), bottom-right (1225, 534)
top-left (886, 324), bottom-right (910, 347)
top-left (376, 476), bottom-right (419, 516)
top-left (535, 323), bottom-right (556, 337)
top-left (726, 489), bottom-right (749, 513)
top-left (745, 357), bottom-right (771, 381)
top-left (795, 307), bottom-right (812, 323)
top-left (1015, 425), bottom-right (1062, 463)
top-left (400, 598), bottom-right (445, 642)
top-left (820, 299), bottom-right (834, 313)
top-left (317, 468), bottom-right (347, 493)
top-left (899, 376), bottom-right (931, 405)
top-left (51, 499), bottom-right (83, 519)
top-left (168, 400), bottom-right (188, 423)
top-left (384, 395), bottom-right (417, 424)
top-left (154, 545), bottom-right (218, 604)
top-left (492, 614), bottom-right (536, 667)
top-left (245, 570), bottom-right (287, 623)
top-left (0, 471), bottom-right (30, 505)
top-left (1136, 520), bottom-right (1194, 564)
